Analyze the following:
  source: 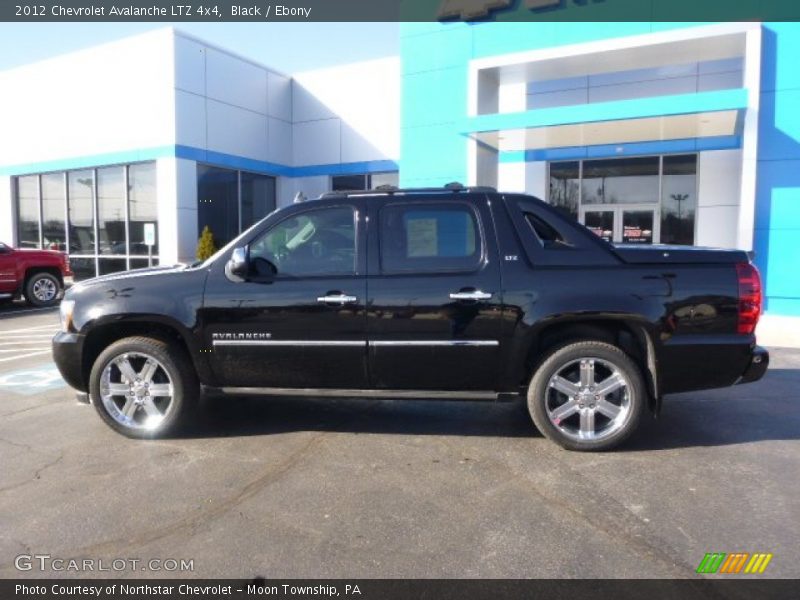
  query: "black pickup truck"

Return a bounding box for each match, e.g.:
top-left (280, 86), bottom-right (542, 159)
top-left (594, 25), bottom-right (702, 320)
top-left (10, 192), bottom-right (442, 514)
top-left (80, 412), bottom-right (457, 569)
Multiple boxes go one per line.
top-left (52, 185), bottom-right (768, 451)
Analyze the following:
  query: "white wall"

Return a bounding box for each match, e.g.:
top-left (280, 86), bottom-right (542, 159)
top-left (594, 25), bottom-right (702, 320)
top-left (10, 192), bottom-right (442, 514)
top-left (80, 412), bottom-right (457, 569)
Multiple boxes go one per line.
top-left (0, 176), bottom-right (12, 245)
top-left (172, 31), bottom-right (293, 164)
top-left (0, 29), bottom-right (176, 168)
top-left (526, 58), bottom-right (743, 110)
top-left (292, 57), bottom-right (400, 167)
top-left (696, 149), bottom-right (742, 248)
top-left (526, 162), bottom-right (548, 199)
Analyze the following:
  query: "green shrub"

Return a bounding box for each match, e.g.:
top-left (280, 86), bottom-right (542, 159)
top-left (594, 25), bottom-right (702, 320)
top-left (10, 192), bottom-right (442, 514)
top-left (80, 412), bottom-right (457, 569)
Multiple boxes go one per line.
top-left (196, 225), bottom-right (218, 261)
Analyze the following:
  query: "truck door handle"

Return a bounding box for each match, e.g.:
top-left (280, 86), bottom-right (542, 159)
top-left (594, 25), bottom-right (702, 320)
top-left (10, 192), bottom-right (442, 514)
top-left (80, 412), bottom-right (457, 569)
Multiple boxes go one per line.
top-left (317, 293), bottom-right (358, 305)
top-left (449, 290), bottom-right (493, 301)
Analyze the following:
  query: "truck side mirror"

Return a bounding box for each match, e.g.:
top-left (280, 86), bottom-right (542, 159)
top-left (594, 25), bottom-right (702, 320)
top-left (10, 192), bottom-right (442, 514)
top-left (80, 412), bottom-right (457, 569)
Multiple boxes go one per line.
top-left (226, 246), bottom-right (249, 279)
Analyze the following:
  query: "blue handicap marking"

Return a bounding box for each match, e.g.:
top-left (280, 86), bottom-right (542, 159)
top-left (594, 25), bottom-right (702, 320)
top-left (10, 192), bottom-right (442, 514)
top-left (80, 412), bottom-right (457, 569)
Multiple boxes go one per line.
top-left (0, 362), bottom-right (66, 396)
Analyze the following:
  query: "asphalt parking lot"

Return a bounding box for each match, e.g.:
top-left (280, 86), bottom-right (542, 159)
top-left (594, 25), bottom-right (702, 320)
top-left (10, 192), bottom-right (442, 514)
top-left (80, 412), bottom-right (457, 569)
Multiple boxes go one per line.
top-left (0, 303), bottom-right (798, 579)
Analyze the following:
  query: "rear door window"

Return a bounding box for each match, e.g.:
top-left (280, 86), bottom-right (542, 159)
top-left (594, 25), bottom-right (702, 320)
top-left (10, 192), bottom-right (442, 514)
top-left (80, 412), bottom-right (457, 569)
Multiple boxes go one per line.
top-left (379, 203), bottom-right (483, 273)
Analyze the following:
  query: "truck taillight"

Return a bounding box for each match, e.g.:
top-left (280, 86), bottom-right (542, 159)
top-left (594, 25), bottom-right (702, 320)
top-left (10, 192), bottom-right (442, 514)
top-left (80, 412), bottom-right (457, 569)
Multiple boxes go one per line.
top-left (736, 262), bottom-right (762, 335)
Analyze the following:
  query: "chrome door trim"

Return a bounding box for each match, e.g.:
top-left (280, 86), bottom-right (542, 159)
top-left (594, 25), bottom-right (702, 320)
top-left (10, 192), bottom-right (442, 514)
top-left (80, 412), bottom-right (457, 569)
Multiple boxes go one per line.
top-left (449, 290), bottom-right (493, 301)
top-left (212, 339), bottom-right (499, 347)
top-left (213, 340), bottom-right (366, 347)
top-left (370, 340), bottom-right (499, 347)
top-left (316, 294), bottom-right (358, 304)
top-left (215, 387), bottom-right (498, 400)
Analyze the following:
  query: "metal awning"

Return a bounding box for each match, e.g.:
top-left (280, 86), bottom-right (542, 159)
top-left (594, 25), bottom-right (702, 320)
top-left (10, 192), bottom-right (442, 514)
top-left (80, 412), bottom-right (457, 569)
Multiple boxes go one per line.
top-left (462, 89), bottom-right (747, 153)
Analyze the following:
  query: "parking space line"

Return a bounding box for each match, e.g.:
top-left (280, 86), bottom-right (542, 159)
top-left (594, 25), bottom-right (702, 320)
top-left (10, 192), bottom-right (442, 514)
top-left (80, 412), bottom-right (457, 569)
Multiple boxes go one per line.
top-left (0, 341), bottom-right (54, 346)
top-left (0, 346), bottom-right (50, 354)
top-left (1, 334), bottom-right (56, 339)
top-left (0, 307), bottom-right (58, 318)
top-left (0, 350), bottom-right (51, 363)
top-left (0, 325), bottom-right (59, 334)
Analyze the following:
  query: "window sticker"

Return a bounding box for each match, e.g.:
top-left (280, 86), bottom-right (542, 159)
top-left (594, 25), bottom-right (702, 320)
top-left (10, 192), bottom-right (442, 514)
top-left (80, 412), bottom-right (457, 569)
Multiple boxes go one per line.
top-left (406, 218), bottom-right (438, 257)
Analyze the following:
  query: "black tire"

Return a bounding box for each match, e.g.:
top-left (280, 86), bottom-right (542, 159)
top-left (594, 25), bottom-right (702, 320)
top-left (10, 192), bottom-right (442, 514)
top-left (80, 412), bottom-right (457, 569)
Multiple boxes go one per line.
top-left (527, 340), bottom-right (645, 452)
top-left (25, 272), bottom-right (61, 307)
top-left (89, 336), bottom-right (198, 439)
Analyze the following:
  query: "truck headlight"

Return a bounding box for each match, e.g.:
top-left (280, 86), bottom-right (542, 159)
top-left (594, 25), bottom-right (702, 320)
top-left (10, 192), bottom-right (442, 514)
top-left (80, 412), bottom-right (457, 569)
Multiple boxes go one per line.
top-left (59, 300), bottom-right (75, 333)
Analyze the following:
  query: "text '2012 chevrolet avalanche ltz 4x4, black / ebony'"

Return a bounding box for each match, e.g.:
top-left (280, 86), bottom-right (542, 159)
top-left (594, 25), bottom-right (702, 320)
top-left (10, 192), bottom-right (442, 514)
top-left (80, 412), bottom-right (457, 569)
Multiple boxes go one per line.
top-left (52, 184), bottom-right (768, 451)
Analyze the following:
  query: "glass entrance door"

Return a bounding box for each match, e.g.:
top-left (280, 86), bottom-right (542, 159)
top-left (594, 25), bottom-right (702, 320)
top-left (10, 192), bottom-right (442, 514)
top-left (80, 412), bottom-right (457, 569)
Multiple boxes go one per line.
top-left (581, 205), bottom-right (659, 244)
top-left (621, 208), bottom-right (657, 244)
top-left (582, 208), bottom-right (615, 243)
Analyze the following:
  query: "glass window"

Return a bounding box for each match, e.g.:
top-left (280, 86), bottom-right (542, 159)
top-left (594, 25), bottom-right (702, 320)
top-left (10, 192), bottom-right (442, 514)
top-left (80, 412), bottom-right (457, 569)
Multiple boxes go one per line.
top-left (97, 167), bottom-right (126, 255)
top-left (582, 157), bottom-right (659, 205)
top-left (68, 170), bottom-right (95, 255)
top-left (70, 257), bottom-right (97, 281)
top-left (128, 163), bottom-right (158, 256)
top-left (332, 175), bottom-right (368, 191)
top-left (98, 258), bottom-right (128, 276)
top-left (15, 175), bottom-right (40, 248)
top-left (370, 172), bottom-right (399, 189)
top-left (41, 174), bottom-right (66, 252)
top-left (249, 206), bottom-right (356, 277)
top-left (661, 155), bottom-right (697, 246)
top-left (197, 165), bottom-right (238, 248)
top-left (241, 171), bottom-right (276, 230)
top-left (130, 257), bottom-right (159, 270)
top-left (548, 162), bottom-right (580, 220)
top-left (380, 203), bottom-right (481, 273)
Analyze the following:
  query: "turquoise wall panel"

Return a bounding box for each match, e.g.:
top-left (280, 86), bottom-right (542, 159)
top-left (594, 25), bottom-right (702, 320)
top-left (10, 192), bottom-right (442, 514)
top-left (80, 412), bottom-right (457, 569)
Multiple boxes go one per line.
top-left (400, 20), bottom-right (800, 316)
top-left (761, 23), bottom-right (800, 92)
top-left (402, 67), bottom-right (468, 129)
top-left (402, 26), bottom-right (473, 74)
top-left (755, 23), bottom-right (800, 315)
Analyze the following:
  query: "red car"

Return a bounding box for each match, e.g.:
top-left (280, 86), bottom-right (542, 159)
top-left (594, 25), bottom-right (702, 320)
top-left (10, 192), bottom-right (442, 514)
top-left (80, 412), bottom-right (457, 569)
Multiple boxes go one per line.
top-left (0, 241), bottom-right (74, 307)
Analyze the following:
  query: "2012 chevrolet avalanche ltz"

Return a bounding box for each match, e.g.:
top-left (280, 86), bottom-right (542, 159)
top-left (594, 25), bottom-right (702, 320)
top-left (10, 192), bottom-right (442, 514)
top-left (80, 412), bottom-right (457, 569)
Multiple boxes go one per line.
top-left (52, 185), bottom-right (768, 451)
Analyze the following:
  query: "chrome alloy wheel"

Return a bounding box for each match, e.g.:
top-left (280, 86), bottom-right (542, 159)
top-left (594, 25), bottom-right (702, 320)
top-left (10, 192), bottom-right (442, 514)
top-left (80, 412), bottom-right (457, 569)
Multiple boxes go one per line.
top-left (99, 352), bottom-right (175, 431)
top-left (545, 357), bottom-right (632, 443)
top-left (32, 277), bottom-right (57, 302)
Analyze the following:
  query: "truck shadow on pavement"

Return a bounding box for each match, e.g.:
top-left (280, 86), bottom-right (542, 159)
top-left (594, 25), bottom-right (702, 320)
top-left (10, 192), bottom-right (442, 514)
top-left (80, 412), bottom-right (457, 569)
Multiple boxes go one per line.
top-left (174, 367), bottom-right (800, 451)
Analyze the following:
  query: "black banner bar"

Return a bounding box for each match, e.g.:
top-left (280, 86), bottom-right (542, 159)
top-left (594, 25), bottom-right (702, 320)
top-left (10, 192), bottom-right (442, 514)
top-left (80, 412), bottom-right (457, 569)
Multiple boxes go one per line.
top-left (3, 0), bottom-right (800, 22)
top-left (3, 579), bottom-right (800, 600)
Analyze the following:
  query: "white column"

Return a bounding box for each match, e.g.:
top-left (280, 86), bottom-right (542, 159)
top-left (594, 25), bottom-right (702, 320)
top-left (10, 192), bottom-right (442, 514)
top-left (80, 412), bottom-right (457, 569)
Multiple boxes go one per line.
top-left (0, 176), bottom-right (14, 245)
top-left (695, 150), bottom-right (742, 249)
top-left (737, 25), bottom-right (762, 251)
top-left (156, 156), bottom-right (198, 265)
top-left (495, 81), bottom-right (528, 191)
top-left (526, 162), bottom-right (548, 199)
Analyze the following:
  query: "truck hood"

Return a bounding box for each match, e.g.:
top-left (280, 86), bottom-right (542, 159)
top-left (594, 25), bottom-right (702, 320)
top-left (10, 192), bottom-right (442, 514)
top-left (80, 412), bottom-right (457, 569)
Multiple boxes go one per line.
top-left (16, 248), bottom-right (66, 259)
top-left (613, 244), bottom-right (750, 265)
top-left (69, 263), bottom-right (192, 291)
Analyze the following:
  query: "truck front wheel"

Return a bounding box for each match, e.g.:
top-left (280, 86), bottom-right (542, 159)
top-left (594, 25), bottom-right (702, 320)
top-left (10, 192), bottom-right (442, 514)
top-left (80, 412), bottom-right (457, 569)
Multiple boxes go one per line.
top-left (25, 271), bottom-right (61, 307)
top-left (89, 336), bottom-right (198, 438)
top-left (527, 341), bottom-right (645, 452)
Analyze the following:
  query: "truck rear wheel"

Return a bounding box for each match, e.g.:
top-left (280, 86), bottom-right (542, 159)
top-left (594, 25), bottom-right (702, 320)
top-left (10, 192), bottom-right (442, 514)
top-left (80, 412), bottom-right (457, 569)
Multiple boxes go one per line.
top-left (527, 341), bottom-right (645, 451)
top-left (89, 336), bottom-right (198, 438)
top-left (25, 271), bottom-right (61, 307)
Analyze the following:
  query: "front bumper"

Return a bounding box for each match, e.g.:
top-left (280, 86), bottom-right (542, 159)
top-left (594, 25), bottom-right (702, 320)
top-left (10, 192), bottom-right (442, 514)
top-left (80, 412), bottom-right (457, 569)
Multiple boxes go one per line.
top-left (52, 331), bottom-right (87, 392)
top-left (737, 345), bottom-right (769, 385)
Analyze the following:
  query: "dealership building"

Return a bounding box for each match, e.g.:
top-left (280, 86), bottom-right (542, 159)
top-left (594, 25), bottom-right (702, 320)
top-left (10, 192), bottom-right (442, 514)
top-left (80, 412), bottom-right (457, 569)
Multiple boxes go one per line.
top-left (0, 21), bottom-right (798, 343)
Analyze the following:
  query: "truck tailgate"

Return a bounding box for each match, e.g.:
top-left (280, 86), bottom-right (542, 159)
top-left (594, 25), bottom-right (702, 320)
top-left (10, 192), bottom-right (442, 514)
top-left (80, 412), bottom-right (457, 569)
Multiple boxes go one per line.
top-left (614, 244), bottom-right (749, 264)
